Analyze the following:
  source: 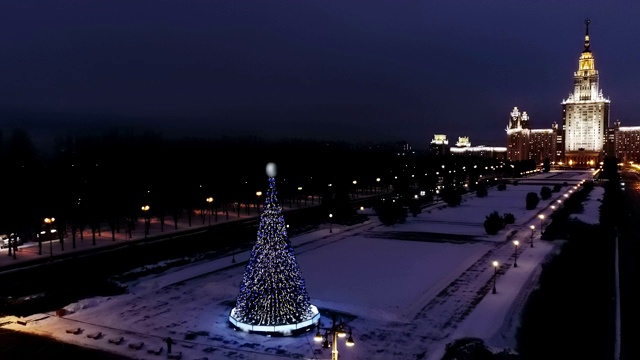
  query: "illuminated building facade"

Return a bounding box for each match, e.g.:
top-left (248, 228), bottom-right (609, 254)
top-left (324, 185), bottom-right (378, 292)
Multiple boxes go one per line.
top-left (529, 126), bottom-right (558, 164)
top-left (452, 136), bottom-right (506, 159)
top-left (609, 121), bottom-right (640, 163)
top-left (429, 134), bottom-right (450, 155)
top-left (560, 18), bottom-right (610, 167)
top-left (506, 107), bottom-right (530, 161)
top-left (505, 107), bottom-right (558, 163)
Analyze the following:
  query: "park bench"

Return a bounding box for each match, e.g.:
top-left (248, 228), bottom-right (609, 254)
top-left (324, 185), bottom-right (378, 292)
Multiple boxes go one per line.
top-left (86, 331), bottom-right (103, 339)
top-left (128, 341), bottom-right (144, 350)
top-left (147, 346), bottom-right (163, 355)
top-left (65, 328), bottom-right (83, 335)
top-left (108, 336), bottom-right (124, 345)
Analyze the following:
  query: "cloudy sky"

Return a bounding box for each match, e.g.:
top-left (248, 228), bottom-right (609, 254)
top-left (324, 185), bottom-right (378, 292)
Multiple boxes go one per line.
top-left (2, 1), bottom-right (639, 150)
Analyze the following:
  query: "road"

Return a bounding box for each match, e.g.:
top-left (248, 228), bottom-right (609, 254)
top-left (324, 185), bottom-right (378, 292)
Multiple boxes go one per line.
top-left (618, 171), bottom-right (640, 360)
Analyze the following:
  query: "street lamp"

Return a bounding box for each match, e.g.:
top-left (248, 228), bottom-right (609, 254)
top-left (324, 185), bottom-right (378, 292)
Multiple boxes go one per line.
top-left (529, 225), bottom-right (535, 248)
top-left (513, 240), bottom-right (519, 267)
top-left (206, 197), bottom-right (214, 225)
top-left (329, 213), bottom-right (333, 233)
top-left (7, 233), bottom-right (16, 260)
top-left (141, 205), bottom-right (150, 238)
top-left (255, 191), bottom-right (262, 213)
top-left (492, 260), bottom-right (499, 294)
top-left (538, 214), bottom-right (545, 233)
top-left (352, 180), bottom-right (357, 198)
top-left (314, 317), bottom-right (355, 360)
top-left (44, 217), bottom-right (55, 259)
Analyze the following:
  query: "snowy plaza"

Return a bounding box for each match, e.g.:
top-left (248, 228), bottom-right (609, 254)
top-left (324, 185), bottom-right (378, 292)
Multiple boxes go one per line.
top-left (0, 170), bottom-right (597, 360)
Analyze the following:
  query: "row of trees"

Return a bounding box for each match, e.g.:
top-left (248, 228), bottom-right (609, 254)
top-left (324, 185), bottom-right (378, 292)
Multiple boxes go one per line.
top-left (515, 162), bottom-right (616, 359)
top-left (0, 126), bottom-right (531, 248)
top-left (374, 158), bottom-right (539, 226)
top-left (0, 128), bottom-right (402, 249)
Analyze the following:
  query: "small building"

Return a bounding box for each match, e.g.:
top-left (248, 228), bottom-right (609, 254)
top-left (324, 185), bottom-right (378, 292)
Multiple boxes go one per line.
top-left (429, 134), bottom-right (450, 155)
top-left (451, 137), bottom-right (506, 160)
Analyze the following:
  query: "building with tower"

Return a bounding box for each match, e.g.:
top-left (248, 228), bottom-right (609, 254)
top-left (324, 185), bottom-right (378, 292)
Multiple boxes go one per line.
top-left (504, 19), bottom-right (640, 167)
top-left (560, 18), bottom-right (610, 167)
top-left (506, 107), bottom-right (530, 161)
top-left (505, 106), bottom-right (558, 164)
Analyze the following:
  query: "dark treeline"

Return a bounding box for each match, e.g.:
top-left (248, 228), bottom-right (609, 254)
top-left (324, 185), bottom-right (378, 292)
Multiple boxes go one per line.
top-left (516, 160), bottom-right (623, 360)
top-left (0, 127), bottom-right (515, 252)
top-left (0, 128), bottom-right (392, 245)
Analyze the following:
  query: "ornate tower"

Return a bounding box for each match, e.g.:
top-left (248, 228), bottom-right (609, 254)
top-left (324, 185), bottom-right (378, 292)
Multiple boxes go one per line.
top-left (561, 18), bottom-right (611, 166)
top-left (506, 107), bottom-right (530, 161)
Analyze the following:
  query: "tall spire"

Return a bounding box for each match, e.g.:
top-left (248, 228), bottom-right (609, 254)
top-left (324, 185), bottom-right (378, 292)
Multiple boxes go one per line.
top-left (583, 18), bottom-right (591, 52)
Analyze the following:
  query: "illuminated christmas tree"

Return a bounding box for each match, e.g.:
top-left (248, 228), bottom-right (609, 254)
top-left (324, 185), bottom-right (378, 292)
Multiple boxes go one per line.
top-left (229, 163), bottom-right (319, 335)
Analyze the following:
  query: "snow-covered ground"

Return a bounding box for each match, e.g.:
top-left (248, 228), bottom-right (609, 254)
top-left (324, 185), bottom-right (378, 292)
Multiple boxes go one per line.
top-left (1, 170), bottom-right (597, 360)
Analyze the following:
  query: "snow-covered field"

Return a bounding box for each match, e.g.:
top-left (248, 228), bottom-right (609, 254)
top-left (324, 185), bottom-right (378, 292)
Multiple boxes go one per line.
top-left (2, 171), bottom-right (596, 360)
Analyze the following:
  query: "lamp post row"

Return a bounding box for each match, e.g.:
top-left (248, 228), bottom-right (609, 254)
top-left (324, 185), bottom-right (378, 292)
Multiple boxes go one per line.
top-left (31, 177), bottom-right (378, 256)
top-left (492, 202), bottom-right (563, 294)
top-left (30, 176), bottom-right (394, 261)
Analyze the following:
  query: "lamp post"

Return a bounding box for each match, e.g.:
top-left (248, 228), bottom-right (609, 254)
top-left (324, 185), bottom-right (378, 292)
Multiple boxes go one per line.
top-left (352, 180), bottom-right (357, 198)
top-left (37, 229), bottom-right (44, 256)
top-left (141, 205), bottom-right (150, 238)
top-left (255, 191), bottom-right (262, 213)
top-left (206, 197), bottom-right (214, 225)
top-left (376, 177), bottom-right (381, 193)
top-left (538, 214), bottom-right (545, 233)
top-left (529, 225), bottom-right (535, 248)
top-left (44, 217), bottom-right (55, 259)
top-left (513, 240), bottom-right (519, 267)
top-left (492, 260), bottom-right (499, 294)
top-left (329, 213), bottom-right (333, 233)
top-left (7, 234), bottom-right (16, 260)
top-left (314, 317), bottom-right (355, 360)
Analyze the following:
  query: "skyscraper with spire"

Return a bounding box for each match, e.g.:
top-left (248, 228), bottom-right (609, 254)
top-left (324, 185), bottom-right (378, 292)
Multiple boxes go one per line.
top-left (506, 19), bottom-right (640, 167)
top-left (560, 18), bottom-right (611, 166)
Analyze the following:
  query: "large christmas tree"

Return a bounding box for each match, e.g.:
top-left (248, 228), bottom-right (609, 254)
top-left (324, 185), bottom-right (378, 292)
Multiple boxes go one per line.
top-left (229, 163), bottom-right (318, 334)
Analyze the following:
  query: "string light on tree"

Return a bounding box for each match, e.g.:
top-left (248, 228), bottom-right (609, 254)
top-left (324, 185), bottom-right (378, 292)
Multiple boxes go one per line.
top-left (229, 162), bottom-right (319, 335)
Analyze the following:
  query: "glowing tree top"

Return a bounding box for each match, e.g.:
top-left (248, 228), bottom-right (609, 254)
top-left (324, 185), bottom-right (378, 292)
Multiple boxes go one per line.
top-left (229, 163), bottom-right (317, 330)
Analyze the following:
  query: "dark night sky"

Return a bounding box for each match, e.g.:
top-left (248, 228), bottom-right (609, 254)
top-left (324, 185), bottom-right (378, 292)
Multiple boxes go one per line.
top-left (2, 1), bottom-right (639, 151)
